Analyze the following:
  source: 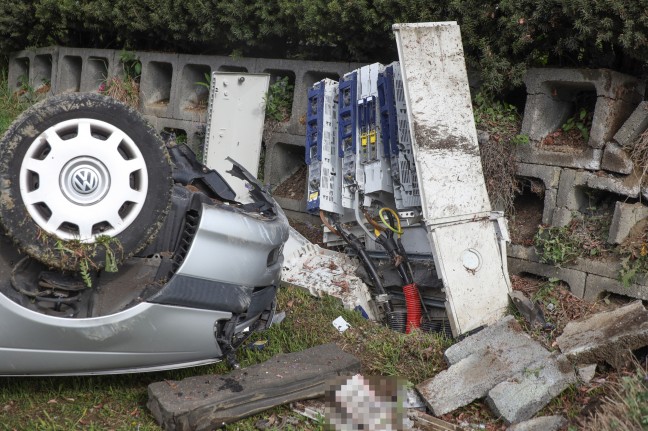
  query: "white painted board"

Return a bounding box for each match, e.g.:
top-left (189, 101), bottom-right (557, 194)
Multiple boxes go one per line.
top-left (204, 72), bottom-right (269, 201)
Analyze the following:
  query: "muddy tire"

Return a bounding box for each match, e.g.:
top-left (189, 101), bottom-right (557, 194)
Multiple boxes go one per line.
top-left (0, 92), bottom-right (172, 271)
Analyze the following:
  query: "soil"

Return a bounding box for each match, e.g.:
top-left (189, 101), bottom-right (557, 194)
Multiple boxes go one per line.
top-left (273, 165), bottom-right (307, 199)
top-left (509, 191), bottom-right (544, 245)
top-left (539, 128), bottom-right (589, 153)
top-left (287, 216), bottom-right (325, 247)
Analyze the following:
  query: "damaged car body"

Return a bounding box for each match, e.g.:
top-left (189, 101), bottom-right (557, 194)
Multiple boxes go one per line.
top-left (0, 92), bottom-right (289, 375)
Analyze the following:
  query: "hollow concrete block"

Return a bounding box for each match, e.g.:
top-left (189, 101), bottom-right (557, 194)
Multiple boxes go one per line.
top-left (8, 46), bottom-right (59, 95)
top-left (515, 143), bottom-right (602, 170)
top-left (138, 51), bottom-right (181, 119)
top-left (586, 170), bottom-right (641, 198)
top-left (521, 68), bottom-right (644, 149)
top-left (516, 163), bottom-right (562, 189)
top-left (507, 256), bottom-right (586, 299)
top-left (608, 202), bottom-right (648, 244)
top-left (555, 169), bottom-right (589, 210)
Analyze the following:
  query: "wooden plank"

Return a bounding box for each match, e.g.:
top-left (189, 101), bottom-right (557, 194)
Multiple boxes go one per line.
top-left (147, 343), bottom-right (360, 431)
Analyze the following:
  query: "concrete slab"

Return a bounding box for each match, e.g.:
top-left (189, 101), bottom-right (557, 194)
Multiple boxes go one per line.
top-left (556, 300), bottom-right (648, 369)
top-left (418, 315), bottom-right (552, 416)
top-left (486, 354), bottom-right (577, 424)
top-left (555, 169), bottom-right (589, 210)
top-left (147, 344), bottom-right (360, 431)
top-left (608, 202), bottom-right (648, 244)
top-left (507, 415), bottom-right (566, 431)
top-left (601, 142), bottom-right (634, 175)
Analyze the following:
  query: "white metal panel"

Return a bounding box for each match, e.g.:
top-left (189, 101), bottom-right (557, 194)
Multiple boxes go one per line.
top-left (394, 22), bottom-right (511, 336)
top-left (204, 72), bottom-right (269, 201)
top-left (393, 22), bottom-right (491, 220)
top-left (429, 219), bottom-right (511, 334)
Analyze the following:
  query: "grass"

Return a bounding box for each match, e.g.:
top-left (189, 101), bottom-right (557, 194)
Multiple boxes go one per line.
top-left (0, 71), bottom-right (34, 135)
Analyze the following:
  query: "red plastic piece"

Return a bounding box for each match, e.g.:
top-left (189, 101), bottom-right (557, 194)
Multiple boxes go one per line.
top-left (403, 283), bottom-right (422, 333)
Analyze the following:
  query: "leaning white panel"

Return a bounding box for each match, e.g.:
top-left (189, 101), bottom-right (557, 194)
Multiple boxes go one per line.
top-left (204, 72), bottom-right (269, 201)
top-left (393, 22), bottom-right (511, 335)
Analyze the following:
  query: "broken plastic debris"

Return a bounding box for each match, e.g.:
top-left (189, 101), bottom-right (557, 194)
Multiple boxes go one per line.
top-left (272, 311), bottom-right (286, 325)
top-left (332, 316), bottom-right (350, 332)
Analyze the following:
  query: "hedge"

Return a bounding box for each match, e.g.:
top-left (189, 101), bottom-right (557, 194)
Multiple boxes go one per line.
top-left (1, 0), bottom-right (646, 93)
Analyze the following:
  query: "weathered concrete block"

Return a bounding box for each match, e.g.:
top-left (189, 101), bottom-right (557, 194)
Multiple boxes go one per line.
top-left (557, 301), bottom-right (648, 369)
top-left (8, 46), bottom-right (59, 95)
top-left (507, 257), bottom-right (586, 299)
top-left (586, 170), bottom-right (641, 198)
top-left (516, 163), bottom-right (562, 189)
top-left (419, 316), bottom-right (551, 416)
top-left (144, 115), bottom-right (206, 155)
top-left (507, 415), bottom-right (566, 431)
top-left (608, 202), bottom-right (648, 244)
top-left (507, 244), bottom-right (540, 261)
top-left (551, 207), bottom-right (574, 227)
top-left (542, 188), bottom-right (557, 225)
top-left (147, 344), bottom-right (360, 431)
top-left (601, 142), bottom-right (634, 174)
top-left (486, 354), bottom-right (577, 424)
top-left (522, 68), bottom-right (644, 149)
top-left (265, 132), bottom-right (307, 189)
top-left (515, 144), bottom-right (602, 170)
top-left (613, 101), bottom-right (648, 148)
top-left (419, 345), bottom-right (550, 416)
top-left (444, 315), bottom-right (527, 365)
top-left (583, 273), bottom-right (648, 302)
top-left (138, 51), bottom-right (181, 119)
top-left (556, 169), bottom-right (589, 210)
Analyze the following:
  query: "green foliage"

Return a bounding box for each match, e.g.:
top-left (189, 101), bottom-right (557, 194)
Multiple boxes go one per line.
top-left (0, 71), bottom-right (34, 135)
top-left (119, 49), bottom-right (141, 80)
top-left (534, 225), bottom-right (580, 266)
top-left (562, 107), bottom-right (591, 141)
top-left (195, 72), bottom-right (211, 90)
top-left (54, 235), bottom-right (123, 287)
top-left (265, 76), bottom-right (293, 122)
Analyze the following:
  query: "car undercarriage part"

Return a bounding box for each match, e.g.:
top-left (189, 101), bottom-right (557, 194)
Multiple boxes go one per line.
top-left (305, 22), bottom-right (512, 337)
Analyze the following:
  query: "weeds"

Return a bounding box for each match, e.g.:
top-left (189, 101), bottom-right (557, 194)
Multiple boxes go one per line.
top-left (98, 50), bottom-right (141, 108)
top-left (534, 225), bottom-right (580, 266)
top-left (624, 129), bottom-right (648, 185)
top-left (579, 366), bottom-right (648, 430)
top-left (473, 93), bottom-right (527, 214)
top-left (0, 71), bottom-right (33, 135)
top-left (53, 235), bottom-right (123, 287)
top-left (195, 72), bottom-right (211, 90)
top-left (562, 107), bottom-right (591, 142)
top-left (265, 76), bottom-right (293, 123)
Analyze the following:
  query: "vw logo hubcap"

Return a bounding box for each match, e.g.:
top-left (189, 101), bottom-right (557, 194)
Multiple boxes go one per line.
top-left (71, 167), bottom-right (100, 194)
top-left (60, 157), bottom-right (110, 205)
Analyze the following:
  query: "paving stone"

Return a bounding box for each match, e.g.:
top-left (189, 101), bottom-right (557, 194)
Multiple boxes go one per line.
top-left (486, 354), bottom-right (577, 424)
top-left (516, 163), bottom-right (562, 189)
top-left (613, 101), bottom-right (648, 148)
top-left (601, 142), bottom-right (634, 174)
top-left (556, 301), bottom-right (648, 369)
top-left (418, 316), bottom-right (551, 416)
top-left (608, 202), bottom-right (648, 244)
top-left (507, 257), bottom-right (587, 299)
top-left (586, 170), bottom-right (641, 198)
top-left (507, 415), bottom-right (567, 431)
top-left (147, 344), bottom-right (360, 431)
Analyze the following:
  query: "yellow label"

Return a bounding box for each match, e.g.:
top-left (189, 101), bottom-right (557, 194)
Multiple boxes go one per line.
top-left (361, 133), bottom-right (368, 146)
top-left (369, 130), bottom-right (377, 144)
top-left (309, 192), bottom-right (319, 201)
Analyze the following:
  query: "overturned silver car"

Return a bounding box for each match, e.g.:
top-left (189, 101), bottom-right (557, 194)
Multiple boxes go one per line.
top-left (0, 92), bottom-right (289, 375)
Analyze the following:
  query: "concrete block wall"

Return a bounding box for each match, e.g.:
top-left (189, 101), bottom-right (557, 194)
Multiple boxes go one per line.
top-left (8, 46), bottom-right (362, 205)
top-left (511, 68), bottom-right (648, 302)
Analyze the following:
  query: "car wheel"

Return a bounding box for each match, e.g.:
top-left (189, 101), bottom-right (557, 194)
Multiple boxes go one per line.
top-left (0, 92), bottom-right (172, 271)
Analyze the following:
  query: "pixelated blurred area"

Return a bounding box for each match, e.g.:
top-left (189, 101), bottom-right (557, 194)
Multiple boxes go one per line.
top-left (324, 374), bottom-right (407, 430)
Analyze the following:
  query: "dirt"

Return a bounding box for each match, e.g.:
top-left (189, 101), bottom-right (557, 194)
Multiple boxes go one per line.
top-left (273, 165), bottom-right (307, 199)
top-left (539, 128), bottom-right (589, 153)
top-left (287, 216), bottom-right (325, 247)
top-left (509, 190), bottom-right (544, 245)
